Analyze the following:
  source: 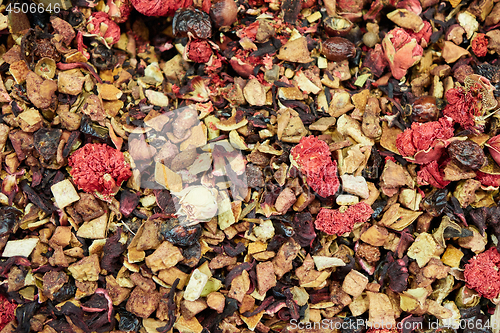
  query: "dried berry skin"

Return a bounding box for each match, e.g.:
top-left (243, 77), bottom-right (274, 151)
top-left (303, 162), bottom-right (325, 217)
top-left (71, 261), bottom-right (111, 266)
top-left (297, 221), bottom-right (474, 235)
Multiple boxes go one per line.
top-left (321, 37), bottom-right (356, 62)
top-left (447, 140), bottom-right (486, 170)
top-left (411, 96), bottom-right (438, 122)
top-left (173, 8), bottom-right (212, 39)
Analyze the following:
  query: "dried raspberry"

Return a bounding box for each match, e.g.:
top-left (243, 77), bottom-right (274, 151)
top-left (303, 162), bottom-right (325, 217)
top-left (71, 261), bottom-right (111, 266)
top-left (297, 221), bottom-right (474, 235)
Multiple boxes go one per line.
top-left (472, 33), bottom-right (488, 57)
top-left (69, 144), bottom-right (132, 202)
top-left (314, 202), bottom-right (373, 235)
top-left (464, 247), bottom-right (500, 299)
top-left (0, 294), bottom-right (16, 331)
top-left (408, 21), bottom-right (432, 46)
top-left (87, 12), bottom-right (121, 45)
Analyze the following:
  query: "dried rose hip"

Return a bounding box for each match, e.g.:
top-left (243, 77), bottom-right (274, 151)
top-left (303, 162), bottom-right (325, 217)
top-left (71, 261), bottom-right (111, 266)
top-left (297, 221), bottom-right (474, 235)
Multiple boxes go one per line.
top-left (447, 140), bottom-right (486, 170)
top-left (320, 37), bottom-right (356, 62)
top-left (173, 8), bottom-right (212, 39)
top-left (411, 96), bottom-right (438, 123)
top-left (210, 0), bottom-right (238, 29)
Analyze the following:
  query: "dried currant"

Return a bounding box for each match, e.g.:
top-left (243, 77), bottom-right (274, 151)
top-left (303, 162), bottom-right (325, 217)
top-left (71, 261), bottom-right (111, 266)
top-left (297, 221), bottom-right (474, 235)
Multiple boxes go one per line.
top-left (172, 8), bottom-right (212, 39)
top-left (90, 43), bottom-right (117, 70)
top-left (411, 96), bottom-right (439, 123)
top-left (447, 140), bottom-right (486, 170)
top-left (422, 188), bottom-right (448, 217)
top-left (0, 207), bottom-right (23, 237)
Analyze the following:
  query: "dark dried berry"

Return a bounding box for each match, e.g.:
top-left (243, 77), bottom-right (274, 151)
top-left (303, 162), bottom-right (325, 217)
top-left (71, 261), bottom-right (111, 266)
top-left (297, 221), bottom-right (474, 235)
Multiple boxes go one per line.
top-left (90, 43), bottom-right (117, 70)
top-left (320, 37), bottom-right (356, 62)
top-left (422, 188), bottom-right (448, 217)
top-left (161, 223), bottom-right (201, 247)
top-left (448, 140), bottom-right (486, 170)
top-left (0, 207), bottom-right (23, 237)
top-left (411, 96), bottom-right (439, 123)
top-left (34, 128), bottom-right (62, 161)
top-left (173, 8), bottom-right (212, 39)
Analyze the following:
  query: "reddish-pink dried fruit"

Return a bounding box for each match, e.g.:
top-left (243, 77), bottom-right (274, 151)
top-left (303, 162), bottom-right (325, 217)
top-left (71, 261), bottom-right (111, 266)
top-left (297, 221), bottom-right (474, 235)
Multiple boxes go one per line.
top-left (291, 136), bottom-right (340, 197)
top-left (472, 33), bottom-right (488, 57)
top-left (382, 28), bottom-right (423, 80)
top-left (443, 85), bottom-right (484, 132)
top-left (130, 0), bottom-right (193, 17)
top-left (314, 202), bottom-right (373, 235)
top-left (0, 294), bottom-right (16, 331)
top-left (87, 12), bottom-right (121, 45)
top-left (186, 39), bottom-right (212, 63)
top-left (69, 144), bottom-right (132, 202)
top-left (476, 171), bottom-right (500, 188)
top-left (417, 161), bottom-right (450, 189)
top-left (396, 116), bottom-right (455, 164)
top-left (464, 247), bottom-right (500, 299)
top-left (107, 0), bottom-right (132, 23)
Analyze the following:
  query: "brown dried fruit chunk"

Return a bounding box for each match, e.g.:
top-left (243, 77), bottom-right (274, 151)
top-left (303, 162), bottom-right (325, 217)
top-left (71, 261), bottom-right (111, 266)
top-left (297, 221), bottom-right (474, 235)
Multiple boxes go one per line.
top-left (81, 95), bottom-right (106, 122)
top-left (26, 71), bottom-right (58, 109)
top-left (342, 270), bottom-right (369, 298)
top-left (74, 193), bottom-right (105, 222)
top-left (207, 292), bottom-right (225, 313)
top-left (68, 254), bottom-right (101, 282)
top-left (272, 239), bottom-right (301, 279)
top-left (228, 269), bottom-right (250, 302)
top-left (42, 271), bottom-right (68, 300)
top-left (256, 261), bottom-right (276, 295)
top-left (246, 164), bottom-right (265, 188)
top-left (209, 254), bottom-right (238, 270)
top-left (58, 70), bottom-right (85, 95)
top-left (126, 287), bottom-right (161, 319)
top-left (145, 241), bottom-right (183, 272)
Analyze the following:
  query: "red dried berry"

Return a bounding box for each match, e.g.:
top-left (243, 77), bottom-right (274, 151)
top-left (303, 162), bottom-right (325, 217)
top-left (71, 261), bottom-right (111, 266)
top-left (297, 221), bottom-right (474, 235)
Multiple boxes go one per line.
top-left (69, 144), bottom-right (132, 202)
top-left (443, 85), bottom-right (484, 132)
top-left (464, 247), bottom-right (500, 299)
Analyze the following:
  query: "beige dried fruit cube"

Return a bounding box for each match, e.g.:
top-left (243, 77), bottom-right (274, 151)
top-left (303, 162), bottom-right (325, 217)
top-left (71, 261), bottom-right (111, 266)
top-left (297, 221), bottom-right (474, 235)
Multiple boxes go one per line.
top-left (184, 269), bottom-right (209, 302)
top-left (342, 270), bottom-right (369, 298)
top-left (76, 214), bottom-right (108, 239)
top-left (51, 179), bottom-right (80, 209)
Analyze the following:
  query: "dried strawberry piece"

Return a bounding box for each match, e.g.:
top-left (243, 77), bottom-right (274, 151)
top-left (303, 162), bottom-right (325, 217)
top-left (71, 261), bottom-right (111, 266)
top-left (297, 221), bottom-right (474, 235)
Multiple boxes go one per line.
top-left (69, 143), bottom-right (132, 202)
top-left (443, 85), bottom-right (484, 132)
top-left (314, 202), bottom-right (373, 235)
top-left (87, 12), bottom-right (121, 45)
top-left (464, 247), bottom-right (500, 299)
top-left (186, 39), bottom-right (213, 63)
top-left (472, 33), bottom-right (488, 57)
top-left (0, 294), bottom-right (16, 331)
top-left (417, 160), bottom-right (450, 189)
top-left (291, 136), bottom-right (340, 197)
top-left (396, 116), bottom-right (454, 164)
